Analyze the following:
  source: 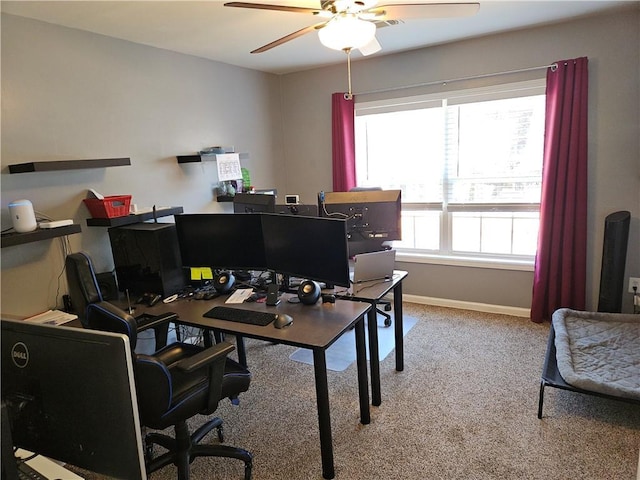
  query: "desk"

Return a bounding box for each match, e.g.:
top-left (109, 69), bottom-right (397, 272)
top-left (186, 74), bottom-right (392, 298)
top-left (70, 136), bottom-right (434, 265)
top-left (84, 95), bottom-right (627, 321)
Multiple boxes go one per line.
top-left (337, 270), bottom-right (408, 406)
top-left (143, 293), bottom-right (371, 480)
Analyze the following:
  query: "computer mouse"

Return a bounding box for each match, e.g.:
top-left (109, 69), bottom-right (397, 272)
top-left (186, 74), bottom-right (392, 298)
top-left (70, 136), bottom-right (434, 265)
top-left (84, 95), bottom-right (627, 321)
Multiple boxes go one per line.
top-left (274, 314), bottom-right (293, 329)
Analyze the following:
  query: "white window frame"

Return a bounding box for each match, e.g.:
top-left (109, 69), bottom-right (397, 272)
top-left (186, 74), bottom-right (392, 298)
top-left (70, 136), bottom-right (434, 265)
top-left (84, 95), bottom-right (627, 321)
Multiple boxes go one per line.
top-left (354, 79), bottom-right (546, 271)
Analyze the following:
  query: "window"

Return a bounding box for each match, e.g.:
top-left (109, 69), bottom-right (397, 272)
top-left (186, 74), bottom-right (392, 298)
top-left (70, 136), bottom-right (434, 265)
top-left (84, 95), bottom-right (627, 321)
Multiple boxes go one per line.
top-left (354, 80), bottom-right (546, 266)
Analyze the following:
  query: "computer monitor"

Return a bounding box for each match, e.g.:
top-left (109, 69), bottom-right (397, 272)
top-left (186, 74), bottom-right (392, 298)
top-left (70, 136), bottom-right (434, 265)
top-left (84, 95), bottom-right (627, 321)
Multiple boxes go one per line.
top-left (1, 320), bottom-right (146, 480)
top-left (233, 193), bottom-right (276, 213)
top-left (274, 204), bottom-right (319, 216)
top-left (261, 213), bottom-right (351, 288)
top-left (174, 213), bottom-right (267, 271)
top-left (318, 189), bottom-right (402, 255)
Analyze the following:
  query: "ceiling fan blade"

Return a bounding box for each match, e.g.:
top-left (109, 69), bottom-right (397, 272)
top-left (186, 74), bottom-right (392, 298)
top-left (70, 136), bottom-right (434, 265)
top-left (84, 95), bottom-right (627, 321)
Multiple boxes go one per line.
top-left (251, 22), bottom-right (327, 53)
top-left (369, 2), bottom-right (480, 21)
top-left (224, 2), bottom-right (321, 14)
top-left (358, 36), bottom-right (382, 56)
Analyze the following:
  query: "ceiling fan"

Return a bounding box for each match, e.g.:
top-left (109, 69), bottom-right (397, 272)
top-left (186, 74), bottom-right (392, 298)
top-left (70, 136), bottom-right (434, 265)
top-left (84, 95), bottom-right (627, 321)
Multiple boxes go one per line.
top-left (224, 1), bottom-right (480, 56)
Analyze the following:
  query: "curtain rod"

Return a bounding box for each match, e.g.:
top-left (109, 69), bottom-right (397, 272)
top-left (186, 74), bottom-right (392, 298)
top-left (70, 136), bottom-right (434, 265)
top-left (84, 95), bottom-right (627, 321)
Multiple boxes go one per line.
top-left (354, 63), bottom-right (558, 97)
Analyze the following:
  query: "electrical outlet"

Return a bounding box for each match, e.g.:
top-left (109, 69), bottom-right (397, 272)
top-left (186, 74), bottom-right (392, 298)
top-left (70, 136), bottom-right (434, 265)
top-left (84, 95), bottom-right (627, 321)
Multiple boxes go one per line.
top-left (629, 277), bottom-right (640, 294)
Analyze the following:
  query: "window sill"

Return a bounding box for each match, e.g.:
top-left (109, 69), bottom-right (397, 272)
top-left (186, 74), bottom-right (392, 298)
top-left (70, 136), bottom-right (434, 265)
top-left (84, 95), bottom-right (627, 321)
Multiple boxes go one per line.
top-left (395, 251), bottom-right (534, 272)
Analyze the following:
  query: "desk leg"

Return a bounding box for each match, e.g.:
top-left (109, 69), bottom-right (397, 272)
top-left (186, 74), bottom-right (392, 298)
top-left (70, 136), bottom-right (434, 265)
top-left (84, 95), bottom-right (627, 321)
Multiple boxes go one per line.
top-left (367, 308), bottom-right (382, 406)
top-left (236, 335), bottom-right (247, 367)
top-left (354, 316), bottom-right (371, 424)
top-left (312, 350), bottom-right (335, 480)
top-left (393, 282), bottom-right (404, 372)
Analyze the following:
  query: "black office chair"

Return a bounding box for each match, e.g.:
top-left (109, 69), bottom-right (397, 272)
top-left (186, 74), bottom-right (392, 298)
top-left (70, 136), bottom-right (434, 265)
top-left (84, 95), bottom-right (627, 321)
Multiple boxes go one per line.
top-left (348, 187), bottom-right (394, 327)
top-left (86, 301), bottom-right (253, 480)
top-left (65, 251), bottom-right (171, 350)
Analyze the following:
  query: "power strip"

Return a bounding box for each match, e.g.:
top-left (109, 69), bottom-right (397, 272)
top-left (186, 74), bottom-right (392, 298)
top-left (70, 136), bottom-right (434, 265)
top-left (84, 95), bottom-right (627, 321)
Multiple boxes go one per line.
top-left (39, 219), bottom-right (73, 229)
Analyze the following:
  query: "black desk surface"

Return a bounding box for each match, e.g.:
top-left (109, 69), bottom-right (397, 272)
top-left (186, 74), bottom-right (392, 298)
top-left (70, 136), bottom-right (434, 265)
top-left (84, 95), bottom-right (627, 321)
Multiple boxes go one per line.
top-left (133, 292), bottom-right (371, 351)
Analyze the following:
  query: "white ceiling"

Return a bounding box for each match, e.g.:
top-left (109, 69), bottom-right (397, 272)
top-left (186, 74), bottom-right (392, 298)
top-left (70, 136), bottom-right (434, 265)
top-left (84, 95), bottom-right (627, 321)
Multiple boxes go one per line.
top-left (1, 1), bottom-right (634, 74)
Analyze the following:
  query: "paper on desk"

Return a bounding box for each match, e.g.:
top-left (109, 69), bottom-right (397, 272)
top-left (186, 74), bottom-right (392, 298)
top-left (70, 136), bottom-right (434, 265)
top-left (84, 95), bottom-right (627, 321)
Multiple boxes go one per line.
top-left (15, 449), bottom-right (84, 480)
top-left (225, 288), bottom-right (254, 304)
top-left (25, 310), bottom-right (77, 325)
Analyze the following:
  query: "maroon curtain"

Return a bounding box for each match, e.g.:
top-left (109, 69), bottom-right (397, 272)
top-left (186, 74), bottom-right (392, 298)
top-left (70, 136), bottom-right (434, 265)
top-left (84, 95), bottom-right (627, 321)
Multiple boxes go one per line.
top-left (530, 57), bottom-right (589, 323)
top-left (331, 92), bottom-right (356, 192)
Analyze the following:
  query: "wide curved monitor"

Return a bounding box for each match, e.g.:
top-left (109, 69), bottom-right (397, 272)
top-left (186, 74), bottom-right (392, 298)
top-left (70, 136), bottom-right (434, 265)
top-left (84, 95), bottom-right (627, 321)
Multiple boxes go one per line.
top-left (261, 213), bottom-right (350, 288)
top-left (1, 320), bottom-right (146, 480)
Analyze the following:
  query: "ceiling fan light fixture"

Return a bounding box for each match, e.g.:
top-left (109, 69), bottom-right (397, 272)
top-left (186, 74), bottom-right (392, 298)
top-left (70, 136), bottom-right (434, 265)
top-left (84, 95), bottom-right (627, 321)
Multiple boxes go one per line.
top-left (318, 14), bottom-right (376, 51)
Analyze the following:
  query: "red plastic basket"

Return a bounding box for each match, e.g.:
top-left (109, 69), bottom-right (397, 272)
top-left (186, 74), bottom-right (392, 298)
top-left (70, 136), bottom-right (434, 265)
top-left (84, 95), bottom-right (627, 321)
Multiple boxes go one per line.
top-left (83, 195), bottom-right (132, 218)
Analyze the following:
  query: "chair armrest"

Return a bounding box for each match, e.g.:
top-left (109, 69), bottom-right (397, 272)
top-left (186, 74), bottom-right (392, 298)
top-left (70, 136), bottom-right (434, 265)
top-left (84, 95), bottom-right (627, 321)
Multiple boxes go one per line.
top-left (176, 342), bottom-right (235, 373)
top-left (136, 311), bottom-right (178, 331)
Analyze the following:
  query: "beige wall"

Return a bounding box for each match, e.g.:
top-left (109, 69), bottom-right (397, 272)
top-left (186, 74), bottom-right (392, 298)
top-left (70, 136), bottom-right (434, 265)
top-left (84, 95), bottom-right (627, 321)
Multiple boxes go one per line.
top-left (2, 7), bottom-right (639, 317)
top-left (1, 13), bottom-right (285, 316)
top-left (279, 6), bottom-right (640, 313)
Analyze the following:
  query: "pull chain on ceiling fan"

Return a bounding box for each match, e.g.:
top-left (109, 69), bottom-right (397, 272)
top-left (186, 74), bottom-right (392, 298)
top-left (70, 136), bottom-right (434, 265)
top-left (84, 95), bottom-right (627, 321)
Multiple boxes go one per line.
top-left (224, 1), bottom-right (480, 56)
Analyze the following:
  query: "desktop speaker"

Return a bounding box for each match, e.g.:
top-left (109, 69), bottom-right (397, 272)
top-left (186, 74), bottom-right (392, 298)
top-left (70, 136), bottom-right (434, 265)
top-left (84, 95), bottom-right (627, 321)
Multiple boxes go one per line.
top-left (8, 199), bottom-right (37, 233)
top-left (298, 280), bottom-right (321, 305)
top-left (214, 271), bottom-right (235, 294)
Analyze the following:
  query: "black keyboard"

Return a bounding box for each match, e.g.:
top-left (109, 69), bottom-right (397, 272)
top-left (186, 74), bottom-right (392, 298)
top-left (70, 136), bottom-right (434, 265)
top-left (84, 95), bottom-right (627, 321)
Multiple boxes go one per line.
top-left (203, 306), bottom-right (276, 326)
top-left (17, 462), bottom-right (47, 480)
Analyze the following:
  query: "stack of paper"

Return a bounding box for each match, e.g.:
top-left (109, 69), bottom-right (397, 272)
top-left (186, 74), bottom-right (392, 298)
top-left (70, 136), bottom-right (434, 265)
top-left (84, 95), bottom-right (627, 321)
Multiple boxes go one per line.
top-left (25, 309), bottom-right (78, 326)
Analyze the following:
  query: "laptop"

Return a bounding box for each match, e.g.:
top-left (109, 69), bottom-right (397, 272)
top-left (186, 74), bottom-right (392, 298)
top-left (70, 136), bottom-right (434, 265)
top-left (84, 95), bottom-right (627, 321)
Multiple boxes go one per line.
top-left (350, 250), bottom-right (396, 293)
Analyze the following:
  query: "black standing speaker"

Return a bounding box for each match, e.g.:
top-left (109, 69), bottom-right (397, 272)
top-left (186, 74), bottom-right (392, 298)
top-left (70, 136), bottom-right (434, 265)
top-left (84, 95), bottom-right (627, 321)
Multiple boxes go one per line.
top-left (597, 210), bottom-right (630, 313)
top-left (298, 280), bottom-right (321, 305)
top-left (214, 271), bottom-right (235, 294)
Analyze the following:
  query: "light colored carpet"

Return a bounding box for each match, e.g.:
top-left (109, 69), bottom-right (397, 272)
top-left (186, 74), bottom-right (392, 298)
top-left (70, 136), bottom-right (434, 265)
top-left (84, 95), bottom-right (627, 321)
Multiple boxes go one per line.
top-left (71, 303), bottom-right (640, 480)
top-left (289, 314), bottom-right (418, 371)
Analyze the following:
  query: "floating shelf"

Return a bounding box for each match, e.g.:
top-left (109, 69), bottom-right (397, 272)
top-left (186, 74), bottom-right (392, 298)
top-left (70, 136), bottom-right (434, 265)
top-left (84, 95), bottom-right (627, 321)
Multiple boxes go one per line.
top-left (176, 154), bottom-right (218, 164)
top-left (216, 196), bottom-right (235, 202)
top-left (86, 206), bottom-right (184, 227)
top-left (8, 158), bottom-right (131, 174)
top-left (176, 152), bottom-right (248, 164)
top-left (1, 224), bottom-right (82, 248)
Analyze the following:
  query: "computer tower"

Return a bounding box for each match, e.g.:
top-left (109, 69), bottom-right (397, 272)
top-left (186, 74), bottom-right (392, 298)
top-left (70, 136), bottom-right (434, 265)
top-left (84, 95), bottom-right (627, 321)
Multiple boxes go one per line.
top-left (108, 223), bottom-right (185, 297)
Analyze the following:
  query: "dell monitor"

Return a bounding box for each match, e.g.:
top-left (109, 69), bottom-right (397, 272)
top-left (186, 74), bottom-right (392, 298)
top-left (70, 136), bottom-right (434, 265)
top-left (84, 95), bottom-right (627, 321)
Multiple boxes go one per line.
top-left (1, 320), bottom-right (146, 480)
top-left (261, 213), bottom-right (351, 288)
top-left (233, 193), bottom-right (276, 213)
top-left (174, 213), bottom-right (267, 271)
top-left (318, 189), bottom-right (402, 256)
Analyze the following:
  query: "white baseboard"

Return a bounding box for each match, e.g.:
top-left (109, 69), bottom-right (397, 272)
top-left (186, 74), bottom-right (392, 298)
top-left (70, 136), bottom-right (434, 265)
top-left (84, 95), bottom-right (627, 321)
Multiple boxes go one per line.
top-left (401, 293), bottom-right (531, 318)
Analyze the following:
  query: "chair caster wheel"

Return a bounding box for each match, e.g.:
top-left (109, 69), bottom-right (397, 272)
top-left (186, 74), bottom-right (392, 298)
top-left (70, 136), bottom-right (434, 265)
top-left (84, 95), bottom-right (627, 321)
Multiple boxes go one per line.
top-left (384, 318), bottom-right (392, 327)
top-left (384, 304), bottom-right (392, 312)
top-left (144, 441), bottom-right (154, 462)
top-left (217, 424), bottom-right (224, 442)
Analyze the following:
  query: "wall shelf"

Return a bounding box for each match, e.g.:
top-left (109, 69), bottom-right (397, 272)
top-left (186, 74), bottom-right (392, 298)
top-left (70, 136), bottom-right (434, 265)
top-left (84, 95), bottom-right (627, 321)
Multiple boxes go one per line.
top-left (176, 154), bottom-right (218, 164)
top-left (1, 224), bottom-right (82, 248)
top-left (8, 158), bottom-right (131, 174)
top-left (176, 152), bottom-right (248, 164)
top-left (86, 206), bottom-right (184, 227)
